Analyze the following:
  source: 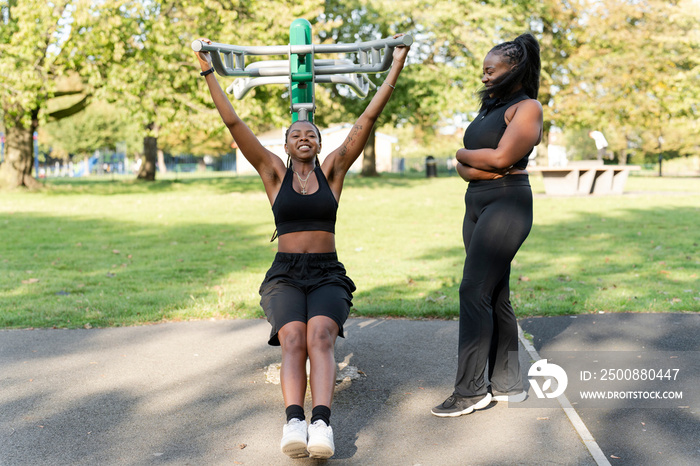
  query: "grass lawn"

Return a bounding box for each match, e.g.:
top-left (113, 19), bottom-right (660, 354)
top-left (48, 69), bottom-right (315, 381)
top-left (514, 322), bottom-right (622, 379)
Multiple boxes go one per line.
top-left (1, 172), bottom-right (698, 328)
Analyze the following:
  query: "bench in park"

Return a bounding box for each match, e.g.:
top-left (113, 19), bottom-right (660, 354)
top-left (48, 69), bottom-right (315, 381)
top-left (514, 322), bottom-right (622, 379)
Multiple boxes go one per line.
top-left (528, 161), bottom-right (641, 195)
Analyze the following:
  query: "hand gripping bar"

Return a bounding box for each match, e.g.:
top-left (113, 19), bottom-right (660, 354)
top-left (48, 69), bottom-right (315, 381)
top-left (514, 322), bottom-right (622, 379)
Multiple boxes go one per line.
top-left (191, 35), bottom-right (413, 78)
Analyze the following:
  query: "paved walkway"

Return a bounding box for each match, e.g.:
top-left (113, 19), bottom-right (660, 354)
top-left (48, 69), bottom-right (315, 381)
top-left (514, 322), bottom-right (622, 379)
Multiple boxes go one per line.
top-left (1, 314), bottom-right (698, 465)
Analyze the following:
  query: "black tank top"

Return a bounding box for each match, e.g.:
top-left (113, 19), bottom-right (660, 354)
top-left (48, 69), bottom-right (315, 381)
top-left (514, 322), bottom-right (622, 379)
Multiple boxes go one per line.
top-left (271, 166), bottom-right (338, 236)
top-left (463, 90), bottom-right (532, 170)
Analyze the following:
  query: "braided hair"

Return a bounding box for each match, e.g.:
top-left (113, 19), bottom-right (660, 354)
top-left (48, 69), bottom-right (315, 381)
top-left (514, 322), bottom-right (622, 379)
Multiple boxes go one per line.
top-left (478, 33), bottom-right (541, 109)
top-left (285, 120), bottom-right (322, 168)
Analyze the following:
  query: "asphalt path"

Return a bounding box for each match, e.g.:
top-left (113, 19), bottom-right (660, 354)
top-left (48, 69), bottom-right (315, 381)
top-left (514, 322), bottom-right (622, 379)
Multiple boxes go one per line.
top-left (1, 313), bottom-right (697, 465)
top-left (519, 313), bottom-right (699, 466)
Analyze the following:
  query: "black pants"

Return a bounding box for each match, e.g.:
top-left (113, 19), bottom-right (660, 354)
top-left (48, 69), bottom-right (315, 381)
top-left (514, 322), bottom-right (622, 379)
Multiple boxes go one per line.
top-left (454, 175), bottom-right (533, 397)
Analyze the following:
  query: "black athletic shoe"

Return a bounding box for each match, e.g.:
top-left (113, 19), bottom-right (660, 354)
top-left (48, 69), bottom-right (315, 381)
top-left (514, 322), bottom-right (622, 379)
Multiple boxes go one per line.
top-left (431, 393), bottom-right (492, 417)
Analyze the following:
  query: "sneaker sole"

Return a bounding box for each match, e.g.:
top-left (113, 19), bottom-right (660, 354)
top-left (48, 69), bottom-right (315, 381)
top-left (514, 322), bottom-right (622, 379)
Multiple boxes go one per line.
top-left (308, 444), bottom-right (334, 459)
top-left (281, 440), bottom-right (308, 458)
top-left (431, 393), bottom-right (492, 417)
top-left (492, 391), bottom-right (528, 403)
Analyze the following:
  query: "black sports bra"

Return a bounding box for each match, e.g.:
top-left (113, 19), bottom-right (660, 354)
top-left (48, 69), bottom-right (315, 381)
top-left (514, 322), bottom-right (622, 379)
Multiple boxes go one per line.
top-left (271, 166), bottom-right (338, 239)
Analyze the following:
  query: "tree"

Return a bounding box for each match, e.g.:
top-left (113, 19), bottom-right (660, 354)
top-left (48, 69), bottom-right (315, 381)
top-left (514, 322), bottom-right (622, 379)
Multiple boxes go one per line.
top-left (0, 0), bottom-right (141, 189)
top-left (41, 100), bottom-right (143, 162)
top-left (316, 0), bottom-right (509, 176)
top-left (315, 0), bottom-right (406, 176)
top-left (553, 0), bottom-right (700, 163)
top-left (107, 0), bottom-right (323, 181)
top-left (507, 0), bottom-right (584, 164)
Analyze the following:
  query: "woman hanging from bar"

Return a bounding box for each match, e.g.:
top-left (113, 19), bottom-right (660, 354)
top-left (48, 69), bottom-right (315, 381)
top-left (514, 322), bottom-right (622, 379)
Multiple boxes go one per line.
top-left (195, 35), bottom-right (410, 459)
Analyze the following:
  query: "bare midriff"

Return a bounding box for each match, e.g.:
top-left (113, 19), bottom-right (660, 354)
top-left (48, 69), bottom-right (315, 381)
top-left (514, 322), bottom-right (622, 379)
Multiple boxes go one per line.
top-left (277, 230), bottom-right (336, 254)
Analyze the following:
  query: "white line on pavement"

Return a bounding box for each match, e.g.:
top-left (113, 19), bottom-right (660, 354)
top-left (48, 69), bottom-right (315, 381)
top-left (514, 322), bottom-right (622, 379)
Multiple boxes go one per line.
top-left (517, 324), bottom-right (612, 466)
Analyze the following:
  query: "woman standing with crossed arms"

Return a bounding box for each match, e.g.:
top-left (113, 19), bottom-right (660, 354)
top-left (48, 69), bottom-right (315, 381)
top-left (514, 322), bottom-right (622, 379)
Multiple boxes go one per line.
top-left (195, 37), bottom-right (409, 457)
top-left (432, 33), bottom-right (543, 417)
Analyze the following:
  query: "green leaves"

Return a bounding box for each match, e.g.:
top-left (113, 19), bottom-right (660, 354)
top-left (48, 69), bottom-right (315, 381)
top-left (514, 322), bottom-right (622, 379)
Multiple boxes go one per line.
top-left (553, 0), bottom-right (700, 161)
top-left (42, 100), bottom-right (142, 158)
top-left (3, 0), bottom-right (698, 181)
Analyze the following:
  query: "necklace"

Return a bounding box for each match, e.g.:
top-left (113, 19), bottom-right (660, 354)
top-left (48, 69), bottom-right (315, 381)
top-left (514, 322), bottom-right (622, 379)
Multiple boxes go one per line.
top-left (293, 169), bottom-right (312, 195)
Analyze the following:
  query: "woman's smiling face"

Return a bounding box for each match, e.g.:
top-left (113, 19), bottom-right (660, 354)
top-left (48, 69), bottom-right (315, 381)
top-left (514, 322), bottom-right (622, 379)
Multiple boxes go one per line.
top-left (481, 51), bottom-right (514, 90)
top-left (286, 121), bottom-right (321, 158)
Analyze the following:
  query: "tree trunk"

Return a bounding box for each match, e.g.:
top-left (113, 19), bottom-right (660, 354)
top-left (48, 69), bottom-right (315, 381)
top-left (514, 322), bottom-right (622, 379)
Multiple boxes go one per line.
top-left (360, 127), bottom-right (378, 177)
top-left (137, 135), bottom-right (157, 181)
top-left (617, 150), bottom-right (627, 165)
top-left (0, 117), bottom-right (42, 189)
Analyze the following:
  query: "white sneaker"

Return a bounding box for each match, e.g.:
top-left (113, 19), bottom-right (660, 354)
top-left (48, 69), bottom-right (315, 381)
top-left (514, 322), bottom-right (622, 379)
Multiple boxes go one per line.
top-left (307, 420), bottom-right (334, 459)
top-left (492, 389), bottom-right (528, 403)
top-left (280, 418), bottom-right (308, 458)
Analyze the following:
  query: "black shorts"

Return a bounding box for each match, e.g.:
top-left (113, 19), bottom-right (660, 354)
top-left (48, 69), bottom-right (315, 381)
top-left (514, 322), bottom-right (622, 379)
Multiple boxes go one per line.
top-left (259, 252), bottom-right (356, 346)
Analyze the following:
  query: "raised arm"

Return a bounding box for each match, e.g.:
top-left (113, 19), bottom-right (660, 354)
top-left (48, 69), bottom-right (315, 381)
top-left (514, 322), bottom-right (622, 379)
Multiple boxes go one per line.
top-left (455, 99), bottom-right (543, 171)
top-left (195, 39), bottom-right (285, 198)
top-left (323, 37), bottom-right (410, 189)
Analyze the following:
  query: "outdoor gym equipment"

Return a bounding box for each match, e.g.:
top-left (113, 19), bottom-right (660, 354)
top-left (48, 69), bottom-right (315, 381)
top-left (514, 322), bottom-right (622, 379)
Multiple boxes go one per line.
top-left (192, 19), bottom-right (412, 122)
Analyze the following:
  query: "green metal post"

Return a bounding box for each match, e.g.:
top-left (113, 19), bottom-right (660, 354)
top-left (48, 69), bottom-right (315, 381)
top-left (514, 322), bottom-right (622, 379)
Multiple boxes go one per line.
top-left (289, 18), bottom-right (314, 122)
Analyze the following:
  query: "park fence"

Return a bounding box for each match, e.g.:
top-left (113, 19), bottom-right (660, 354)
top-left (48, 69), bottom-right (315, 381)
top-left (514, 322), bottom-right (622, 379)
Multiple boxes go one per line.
top-left (36, 150), bottom-right (236, 178)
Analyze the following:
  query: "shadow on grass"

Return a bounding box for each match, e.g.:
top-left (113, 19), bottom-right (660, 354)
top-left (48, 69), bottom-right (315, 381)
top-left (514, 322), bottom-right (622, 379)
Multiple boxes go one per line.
top-left (3, 185), bottom-right (698, 327)
top-left (353, 205), bottom-right (699, 318)
top-left (350, 245), bottom-right (464, 319)
top-left (0, 211), bottom-right (272, 328)
top-left (516, 204), bottom-right (699, 315)
top-left (3, 173), bottom-right (450, 327)
top-left (40, 172), bottom-right (434, 196)
top-left (40, 174), bottom-right (266, 196)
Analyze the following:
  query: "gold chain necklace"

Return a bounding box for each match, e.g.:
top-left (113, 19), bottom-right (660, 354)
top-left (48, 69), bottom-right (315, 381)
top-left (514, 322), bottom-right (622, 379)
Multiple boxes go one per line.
top-left (293, 169), bottom-right (312, 195)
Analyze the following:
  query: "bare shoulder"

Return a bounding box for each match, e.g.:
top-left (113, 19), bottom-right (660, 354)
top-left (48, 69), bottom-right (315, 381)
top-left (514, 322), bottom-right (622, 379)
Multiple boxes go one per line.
top-left (513, 98), bottom-right (542, 114)
top-left (524, 98), bottom-right (543, 112)
top-left (506, 98), bottom-right (543, 124)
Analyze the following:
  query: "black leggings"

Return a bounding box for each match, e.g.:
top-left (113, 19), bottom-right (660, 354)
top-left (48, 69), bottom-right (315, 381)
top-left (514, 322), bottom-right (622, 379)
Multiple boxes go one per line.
top-left (454, 175), bottom-right (533, 397)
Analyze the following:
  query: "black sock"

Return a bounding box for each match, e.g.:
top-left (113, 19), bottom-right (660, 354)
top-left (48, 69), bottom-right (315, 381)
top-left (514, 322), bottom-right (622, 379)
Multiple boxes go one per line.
top-left (311, 405), bottom-right (331, 426)
top-left (285, 404), bottom-right (305, 422)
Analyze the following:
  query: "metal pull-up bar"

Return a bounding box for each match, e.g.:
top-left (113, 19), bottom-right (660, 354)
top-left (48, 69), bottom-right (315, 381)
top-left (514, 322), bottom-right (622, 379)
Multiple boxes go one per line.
top-left (192, 19), bottom-right (413, 122)
top-left (190, 36), bottom-right (413, 77)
